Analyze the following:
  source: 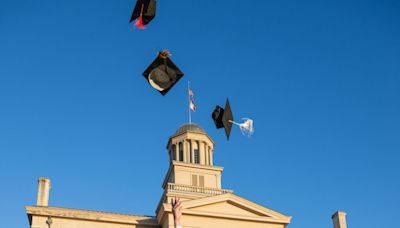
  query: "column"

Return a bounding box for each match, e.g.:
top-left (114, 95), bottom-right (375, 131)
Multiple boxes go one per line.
top-left (209, 147), bottom-right (214, 165)
top-left (182, 140), bottom-right (187, 162)
top-left (184, 140), bottom-right (190, 163)
top-left (199, 141), bottom-right (205, 165)
top-left (204, 142), bottom-right (209, 165)
top-left (191, 140), bottom-right (195, 164)
top-left (176, 142), bottom-right (180, 162)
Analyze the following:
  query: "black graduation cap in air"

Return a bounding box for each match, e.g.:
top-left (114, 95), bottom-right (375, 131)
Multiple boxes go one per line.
top-left (212, 99), bottom-right (234, 140)
top-left (130, 0), bottom-right (156, 28)
top-left (143, 51), bottom-right (184, 96)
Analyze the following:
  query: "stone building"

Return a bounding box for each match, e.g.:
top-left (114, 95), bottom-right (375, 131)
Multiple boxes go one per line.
top-left (25, 123), bottom-right (347, 228)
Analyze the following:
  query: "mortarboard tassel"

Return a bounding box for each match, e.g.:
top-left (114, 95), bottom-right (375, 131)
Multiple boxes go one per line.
top-left (229, 118), bottom-right (254, 137)
top-left (134, 4), bottom-right (145, 29)
top-left (158, 50), bottom-right (171, 58)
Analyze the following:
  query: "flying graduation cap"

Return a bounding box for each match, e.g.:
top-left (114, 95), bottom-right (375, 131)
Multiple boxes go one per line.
top-left (212, 99), bottom-right (254, 140)
top-left (130, 0), bottom-right (156, 29)
top-left (143, 50), bottom-right (184, 96)
top-left (212, 99), bottom-right (234, 140)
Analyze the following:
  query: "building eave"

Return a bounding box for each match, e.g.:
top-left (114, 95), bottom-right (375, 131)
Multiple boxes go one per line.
top-left (166, 131), bottom-right (215, 150)
top-left (25, 206), bottom-right (159, 226)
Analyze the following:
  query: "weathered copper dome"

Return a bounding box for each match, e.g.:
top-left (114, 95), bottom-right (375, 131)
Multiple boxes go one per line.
top-left (174, 123), bottom-right (207, 136)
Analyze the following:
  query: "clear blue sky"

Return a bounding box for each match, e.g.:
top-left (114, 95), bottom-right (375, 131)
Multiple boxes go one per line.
top-left (1, 0), bottom-right (399, 227)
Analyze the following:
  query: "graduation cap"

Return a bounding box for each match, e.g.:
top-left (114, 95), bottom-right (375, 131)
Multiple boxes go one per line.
top-left (130, 0), bottom-right (156, 29)
top-left (143, 50), bottom-right (184, 96)
top-left (212, 99), bottom-right (234, 140)
top-left (212, 99), bottom-right (254, 140)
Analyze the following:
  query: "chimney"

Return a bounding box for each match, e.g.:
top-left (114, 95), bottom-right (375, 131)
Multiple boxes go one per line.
top-left (332, 211), bottom-right (347, 228)
top-left (36, 177), bottom-right (51, 206)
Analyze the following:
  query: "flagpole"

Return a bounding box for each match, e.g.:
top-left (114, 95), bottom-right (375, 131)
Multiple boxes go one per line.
top-left (188, 81), bottom-right (191, 123)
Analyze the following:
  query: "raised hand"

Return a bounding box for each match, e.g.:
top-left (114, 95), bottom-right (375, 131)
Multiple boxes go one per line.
top-left (172, 197), bottom-right (182, 227)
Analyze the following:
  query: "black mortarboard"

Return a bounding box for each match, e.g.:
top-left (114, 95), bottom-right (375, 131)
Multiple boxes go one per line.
top-left (143, 51), bottom-right (184, 96)
top-left (212, 99), bottom-right (234, 140)
top-left (130, 0), bottom-right (156, 28)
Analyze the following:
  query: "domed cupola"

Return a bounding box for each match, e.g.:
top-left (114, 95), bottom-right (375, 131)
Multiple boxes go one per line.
top-left (158, 122), bottom-right (229, 208)
top-left (174, 123), bottom-right (207, 135)
top-left (166, 123), bottom-right (215, 166)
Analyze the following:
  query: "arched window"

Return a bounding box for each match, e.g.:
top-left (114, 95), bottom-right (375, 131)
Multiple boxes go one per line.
top-left (179, 142), bottom-right (184, 162)
top-left (171, 145), bottom-right (176, 161)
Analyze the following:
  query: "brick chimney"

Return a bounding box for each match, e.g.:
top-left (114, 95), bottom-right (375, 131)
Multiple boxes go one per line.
top-left (332, 211), bottom-right (347, 228)
top-left (36, 177), bottom-right (51, 206)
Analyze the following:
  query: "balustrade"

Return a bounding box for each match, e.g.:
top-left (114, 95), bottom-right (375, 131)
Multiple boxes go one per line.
top-left (167, 183), bottom-right (232, 196)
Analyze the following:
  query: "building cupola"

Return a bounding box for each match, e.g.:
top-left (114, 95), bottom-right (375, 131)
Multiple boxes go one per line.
top-left (166, 123), bottom-right (215, 166)
top-left (157, 123), bottom-right (232, 215)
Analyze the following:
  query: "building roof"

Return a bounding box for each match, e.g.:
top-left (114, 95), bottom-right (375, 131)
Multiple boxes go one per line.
top-left (166, 123), bottom-right (214, 148)
top-left (25, 206), bottom-right (159, 226)
top-left (174, 123), bottom-right (207, 136)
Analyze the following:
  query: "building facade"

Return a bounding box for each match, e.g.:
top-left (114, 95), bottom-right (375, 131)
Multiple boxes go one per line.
top-left (25, 123), bottom-right (346, 228)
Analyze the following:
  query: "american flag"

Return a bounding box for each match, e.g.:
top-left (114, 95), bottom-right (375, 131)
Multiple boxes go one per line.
top-left (188, 87), bottom-right (196, 112)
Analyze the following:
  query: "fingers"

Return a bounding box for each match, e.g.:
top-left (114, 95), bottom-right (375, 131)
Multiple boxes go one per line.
top-left (172, 197), bottom-right (181, 209)
top-left (172, 197), bottom-right (179, 208)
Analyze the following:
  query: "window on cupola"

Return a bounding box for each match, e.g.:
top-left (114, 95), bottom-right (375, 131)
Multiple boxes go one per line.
top-left (171, 145), bottom-right (176, 161)
top-left (194, 149), bottom-right (200, 164)
top-left (179, 142), bottom-right (184, 162)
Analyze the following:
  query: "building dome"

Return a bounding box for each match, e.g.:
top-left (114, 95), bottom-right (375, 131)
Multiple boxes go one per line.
top-left (174, 123), bottom-right (207, 136)
top-left (167, 122), bottom-right (215, 167)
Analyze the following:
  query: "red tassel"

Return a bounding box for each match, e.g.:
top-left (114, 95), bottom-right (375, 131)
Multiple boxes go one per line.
top-left (134, 16), bottom-right (145, 29)
top-left (134, 4), bottom-right (145, 29)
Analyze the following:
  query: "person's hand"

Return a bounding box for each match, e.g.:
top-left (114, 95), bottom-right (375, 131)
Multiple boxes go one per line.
top-left (172, 197), bottom-right (182, 226)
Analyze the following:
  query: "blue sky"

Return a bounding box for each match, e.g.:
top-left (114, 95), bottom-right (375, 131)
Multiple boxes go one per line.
top-left (1, 0), bottom-right (399, 227)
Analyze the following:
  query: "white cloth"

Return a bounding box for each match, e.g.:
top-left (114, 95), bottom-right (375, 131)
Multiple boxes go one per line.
top-left (231, 118), bottom-right (254, 137)
top-left (238, 118), bottom-right (254, 137)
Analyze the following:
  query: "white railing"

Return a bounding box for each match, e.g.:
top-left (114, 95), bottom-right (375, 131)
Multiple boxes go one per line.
top-left (167, 183), bottom-right (233, 196)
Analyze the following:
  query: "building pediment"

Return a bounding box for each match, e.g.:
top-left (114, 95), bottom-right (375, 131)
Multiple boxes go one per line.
top-left (190, 201), bottom-right (267, 217)
top-left (160, 193), bottom-right (291, 224)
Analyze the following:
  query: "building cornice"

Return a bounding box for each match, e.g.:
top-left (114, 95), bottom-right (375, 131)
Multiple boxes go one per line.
top-left (166, 131), bottom-right (215, 149)
top-left (172, 161), bottom-right (223, 171)
top-left (25, 206), bottom-right (159, 226)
